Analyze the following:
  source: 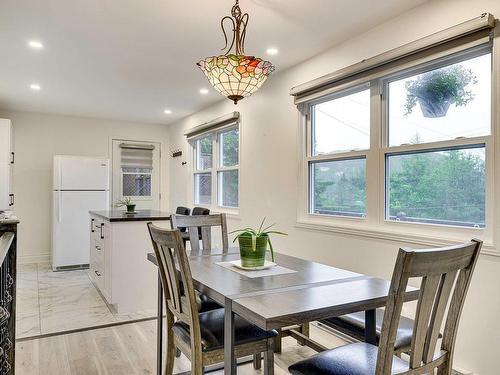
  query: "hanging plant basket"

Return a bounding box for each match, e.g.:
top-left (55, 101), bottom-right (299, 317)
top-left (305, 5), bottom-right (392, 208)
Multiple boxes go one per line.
top-left (417, 96), bottom-right (452, 118)
top-left (405, 65), bottom-right (477, 119)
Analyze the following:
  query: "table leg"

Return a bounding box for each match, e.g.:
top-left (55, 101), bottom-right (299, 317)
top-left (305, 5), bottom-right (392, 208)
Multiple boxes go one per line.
top-left (157, 271), bottom-right (163, 375)
top-left (365, 309), bottom-right (377, 345)
top-left (224, 298), bottom-right (237, 374)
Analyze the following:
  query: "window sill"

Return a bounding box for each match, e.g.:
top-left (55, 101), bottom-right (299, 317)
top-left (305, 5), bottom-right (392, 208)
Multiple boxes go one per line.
top-left (295, 219), bottom-right (498, 257)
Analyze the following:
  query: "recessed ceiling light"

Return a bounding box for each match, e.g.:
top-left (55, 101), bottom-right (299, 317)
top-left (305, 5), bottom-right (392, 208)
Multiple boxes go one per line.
top-left (164, 109), bottom-right (172, 114)
top-left (199, 88), bottom-right (209, 95)
top-left (28, 40), bottom-right (44, 49)
top-left (266, 47), bottom-right (278, 55)
top-left (30, 83), bottom-right (41, 91)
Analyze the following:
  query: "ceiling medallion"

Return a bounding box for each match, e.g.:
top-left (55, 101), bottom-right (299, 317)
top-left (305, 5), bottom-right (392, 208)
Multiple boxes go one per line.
top-left (197, 0), bottom-right (275, 104)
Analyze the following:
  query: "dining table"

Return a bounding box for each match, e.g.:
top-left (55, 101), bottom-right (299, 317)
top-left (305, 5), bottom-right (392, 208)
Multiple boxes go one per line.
top-left (147, 248), bottom-right (419, 375)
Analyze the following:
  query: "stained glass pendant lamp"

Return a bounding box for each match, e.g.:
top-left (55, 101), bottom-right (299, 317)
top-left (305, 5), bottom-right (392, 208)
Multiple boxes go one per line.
top-left (197, 0), bottom-right (275, 104)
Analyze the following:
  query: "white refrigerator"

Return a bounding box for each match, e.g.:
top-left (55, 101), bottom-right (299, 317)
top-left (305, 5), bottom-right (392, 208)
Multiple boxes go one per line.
top-left (52, 155), bottom-right (109, 270)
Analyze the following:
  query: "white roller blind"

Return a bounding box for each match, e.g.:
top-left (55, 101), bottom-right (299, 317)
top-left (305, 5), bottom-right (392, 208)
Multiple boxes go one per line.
top-left (120, 143), bottom-right (154, 170)
top-left (291, 13), bottom-right (496, 104)
top-left (185, 112), bottom-right (240, 140)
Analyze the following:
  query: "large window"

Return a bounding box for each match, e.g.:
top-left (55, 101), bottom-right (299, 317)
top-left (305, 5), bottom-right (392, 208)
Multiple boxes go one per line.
top-left (193, 126), bottom-right (239, 209)
top-left (303, 46), bottom-right (492, 233)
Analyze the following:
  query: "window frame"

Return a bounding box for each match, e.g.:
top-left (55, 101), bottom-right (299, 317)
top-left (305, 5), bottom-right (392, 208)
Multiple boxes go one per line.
top-left (297, 42), bottom-right (498, 255)
top-left (191, 122), bottom-right (240, 213)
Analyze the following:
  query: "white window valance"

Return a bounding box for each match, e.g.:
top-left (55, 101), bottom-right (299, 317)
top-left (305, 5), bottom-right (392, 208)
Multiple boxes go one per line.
top-left (185, 112), bottom-right (240, 140)
top-left (290, 13), bottom-right (496, 104)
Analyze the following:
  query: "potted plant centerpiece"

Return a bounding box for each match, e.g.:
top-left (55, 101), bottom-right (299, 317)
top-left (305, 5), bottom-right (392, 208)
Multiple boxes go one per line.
top-left (404, 65), bottom-right (477, 118)
top-left (230, 218), bottom-right (287, 268)
top-left (115, 197), bottom-right (136, 213)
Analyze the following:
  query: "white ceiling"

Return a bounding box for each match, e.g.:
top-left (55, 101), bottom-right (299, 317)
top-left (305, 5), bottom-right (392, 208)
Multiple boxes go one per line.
top-left (0, 0), bottom-right (428, 124)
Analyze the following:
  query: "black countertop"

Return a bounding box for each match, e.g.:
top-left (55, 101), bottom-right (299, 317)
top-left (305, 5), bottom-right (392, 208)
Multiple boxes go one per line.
top-left (89, 210), bottom-right (171, 222)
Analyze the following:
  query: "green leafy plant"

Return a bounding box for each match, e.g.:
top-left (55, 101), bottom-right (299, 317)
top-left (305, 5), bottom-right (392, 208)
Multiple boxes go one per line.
top-left (404, 65), bottom-right (477, 116)
top-left (230, 218), bottom-right (287, 262)
top-left (115, 197), bottom-right (133, 207)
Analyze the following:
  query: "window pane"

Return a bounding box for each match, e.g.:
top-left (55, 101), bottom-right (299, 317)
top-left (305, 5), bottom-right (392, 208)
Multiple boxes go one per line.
top-left (218, 170), bottom-right (238, 207)
top-left (220, 128), bottom-right (239, 167)
top-left (196, 136), bottom-right (213, 170)
top-left (388, 53), bottom-right (491, 146)
top-left (312, 88), bottom-right (370, 155)
top-left (387, 146), bottom-right (485, 227)
top-left (194, 173), bottom-right (211, 205)
top-left (123, 174), bottom-right (151, 197)
top-left (311, 158), bottom-right (366, 217)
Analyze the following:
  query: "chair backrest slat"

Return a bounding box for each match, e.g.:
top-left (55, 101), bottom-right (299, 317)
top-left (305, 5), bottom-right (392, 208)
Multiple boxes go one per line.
top-left (376, 239), bottom-right (482, 375)
top-left (409, 274), bottom-right (441, 367)
top-left (423, 270), bottom-right (457, 363)
top-left (171, 213), bottom-right (228, 254)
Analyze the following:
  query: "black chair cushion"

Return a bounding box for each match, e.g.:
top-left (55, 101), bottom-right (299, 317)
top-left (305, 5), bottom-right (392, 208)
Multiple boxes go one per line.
top-left (173, 308), bottom-right (277, 352)
top-left (323, 309), bottom-right (414, 351)
top-left (198, 294), bottom-right (222, 313)
top-left (288, 342), bottom-right (409, 375)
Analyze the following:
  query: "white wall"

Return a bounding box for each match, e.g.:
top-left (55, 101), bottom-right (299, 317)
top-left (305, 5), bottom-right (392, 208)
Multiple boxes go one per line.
top-left (0, 110), bottom-right (169, 264)
top-left (166, 0), bottom-right (500, 373)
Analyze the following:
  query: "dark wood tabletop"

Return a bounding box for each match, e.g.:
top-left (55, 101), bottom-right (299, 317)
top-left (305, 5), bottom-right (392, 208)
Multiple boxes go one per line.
top-left (148, 251), bottom-right (363, 305)
top-left (232, 277), bottom-right (419, 330)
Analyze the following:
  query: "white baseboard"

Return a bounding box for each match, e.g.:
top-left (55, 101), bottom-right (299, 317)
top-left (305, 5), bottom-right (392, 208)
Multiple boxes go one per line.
top-left (18, 253), bottom-right (50, 265)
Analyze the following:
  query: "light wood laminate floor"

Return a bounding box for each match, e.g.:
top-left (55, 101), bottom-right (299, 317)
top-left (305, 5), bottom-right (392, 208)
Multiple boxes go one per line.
top-left (16, 319), bottom-right (347, 374)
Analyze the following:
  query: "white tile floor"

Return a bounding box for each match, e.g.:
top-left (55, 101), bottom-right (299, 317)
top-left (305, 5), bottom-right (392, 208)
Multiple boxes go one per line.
top-left (16, 263), bottom-right (156, 338)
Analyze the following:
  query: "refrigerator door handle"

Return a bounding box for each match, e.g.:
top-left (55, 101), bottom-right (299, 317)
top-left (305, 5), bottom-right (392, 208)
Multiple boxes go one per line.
top-left (58, 191), bottom-right (62, 223)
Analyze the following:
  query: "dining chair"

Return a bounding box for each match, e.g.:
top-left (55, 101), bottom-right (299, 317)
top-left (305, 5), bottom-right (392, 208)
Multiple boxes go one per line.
top-left (170, 213), bottom-right (228, 254)
top-left (147, 223), bottom-right (277, 375)
top-left (289, 239), bottom-right (482, 375)
top-left (192, 206), bottom-right (210, 216)
top-left (171, 213), bottom-right (228, 314)
top-left (175, 206), bottom-right (191, 233)
top-left (176, 206), bottom-right (191, 216)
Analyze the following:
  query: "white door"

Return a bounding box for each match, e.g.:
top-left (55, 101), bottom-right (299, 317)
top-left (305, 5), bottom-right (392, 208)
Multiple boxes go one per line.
top-left (111, 140), bottom-right (161, 210)
top-left (52, 190), bottom-right (108, 269)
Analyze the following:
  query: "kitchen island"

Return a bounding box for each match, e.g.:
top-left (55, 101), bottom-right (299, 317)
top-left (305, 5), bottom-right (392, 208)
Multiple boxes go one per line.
top-left (88, 210), bottom-right (170, 313)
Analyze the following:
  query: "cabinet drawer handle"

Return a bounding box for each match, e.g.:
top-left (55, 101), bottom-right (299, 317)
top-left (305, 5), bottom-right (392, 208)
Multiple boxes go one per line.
top-left (95, 270), bottom-right (102, 277)
top-left (10, 152), bottom-right (14, 164)
top-left (100, 223), bottom-right (104, 239)
top-left (91, 219), bottom-right (95, 232)
top-left (95, 245), bottom-right (101, 252)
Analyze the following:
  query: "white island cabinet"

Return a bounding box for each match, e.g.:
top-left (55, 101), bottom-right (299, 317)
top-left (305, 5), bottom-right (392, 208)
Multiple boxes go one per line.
top-left (88, 210), bottom-right (170, 313)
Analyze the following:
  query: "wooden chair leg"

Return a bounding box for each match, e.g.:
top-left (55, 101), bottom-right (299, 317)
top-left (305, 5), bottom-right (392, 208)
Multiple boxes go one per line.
top-left (274, 328), bottom-right (282, 353)
top-left (253, 353), bottom-right (262, 370)
top-left (264, 338), bottom-right (274, 375)
top-left (165, 315), bottom-right (175, 375)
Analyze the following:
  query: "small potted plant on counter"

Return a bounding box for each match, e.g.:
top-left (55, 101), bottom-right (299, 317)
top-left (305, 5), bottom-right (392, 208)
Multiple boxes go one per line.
top-left (115, 197), bottom-right (136, 214)
top-left (230, 218), bottom-right (287, 268)
top-left (404, 64), bottom-right (477, 118)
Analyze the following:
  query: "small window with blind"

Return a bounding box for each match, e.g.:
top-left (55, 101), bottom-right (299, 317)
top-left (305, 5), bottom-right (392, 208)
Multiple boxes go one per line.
top-left (120, 143), bottom-right (154, 197)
